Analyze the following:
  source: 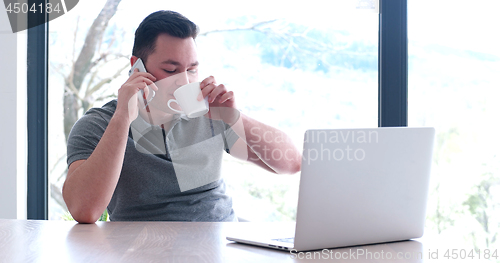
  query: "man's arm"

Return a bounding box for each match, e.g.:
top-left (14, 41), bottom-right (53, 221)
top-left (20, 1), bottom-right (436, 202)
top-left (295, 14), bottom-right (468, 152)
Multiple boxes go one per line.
top-left (199, 76), bottom-right (301, 174)
top-left (63, 69), bottom-right (157, 223)
top-left (63, 112), bottom-right (130, 223)
top-left (228, 113), bottom-right (302, 174)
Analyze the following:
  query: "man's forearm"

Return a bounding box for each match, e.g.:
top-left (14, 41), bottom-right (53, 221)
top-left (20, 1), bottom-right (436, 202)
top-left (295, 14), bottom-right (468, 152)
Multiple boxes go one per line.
top-left (230, 113), bottom-right (301, 174)
top-left (62, 112), bottom-right (130, 223)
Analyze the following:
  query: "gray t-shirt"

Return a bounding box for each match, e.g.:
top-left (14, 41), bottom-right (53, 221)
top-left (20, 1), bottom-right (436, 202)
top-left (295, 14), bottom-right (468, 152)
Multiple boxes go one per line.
top-left (67, 100), bottom-right (239, 222)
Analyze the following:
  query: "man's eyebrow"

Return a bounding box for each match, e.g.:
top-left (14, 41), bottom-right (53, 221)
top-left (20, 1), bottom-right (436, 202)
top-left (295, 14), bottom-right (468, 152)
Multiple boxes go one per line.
top-left (161, 60), bottom-right (199, 67)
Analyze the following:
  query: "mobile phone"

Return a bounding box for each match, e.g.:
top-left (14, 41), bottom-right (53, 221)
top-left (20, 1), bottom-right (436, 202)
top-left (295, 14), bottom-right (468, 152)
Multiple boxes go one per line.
top-left (129, 58), bottom-right (147, 76)
top-left (129, 58), bottom-right (155, 108)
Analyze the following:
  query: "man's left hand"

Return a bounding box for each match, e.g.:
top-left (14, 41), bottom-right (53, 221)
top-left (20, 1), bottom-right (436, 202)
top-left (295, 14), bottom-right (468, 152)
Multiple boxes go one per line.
top-left (200, 76), bottom-right (240, 125)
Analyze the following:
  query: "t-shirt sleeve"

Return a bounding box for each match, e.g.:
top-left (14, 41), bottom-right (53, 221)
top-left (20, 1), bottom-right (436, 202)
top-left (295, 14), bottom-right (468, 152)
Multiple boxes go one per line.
top-left (66, 111), bottom-right (110, 167)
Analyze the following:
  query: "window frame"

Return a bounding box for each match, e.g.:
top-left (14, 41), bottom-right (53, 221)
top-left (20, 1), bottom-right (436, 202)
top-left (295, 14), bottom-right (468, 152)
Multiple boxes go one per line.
top-left (379, 0), bottom-right (408, 127)
top-left (27, 0), bottom-right (49, 220)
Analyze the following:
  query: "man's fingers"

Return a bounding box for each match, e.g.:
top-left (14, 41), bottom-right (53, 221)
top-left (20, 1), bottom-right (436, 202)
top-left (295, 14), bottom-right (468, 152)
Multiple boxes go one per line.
top-left (218, 91), bottom-right (234, 104)
top-left (202, 83), bottom-right (217, 99)
top-left (142, 83), bottom-right (150, 99)
top-left (197, 91), bottom-right (204, 101)
top-left (129, 76), bottom-right (155, 87)
top-left (200, 76), bottom-right (215, 88)
top-left (149, 82), bottom-right (159, 92)
top-left (209, 84), bottom-right (227, 103)
top-left (129, 71), bottom-right (157, 82)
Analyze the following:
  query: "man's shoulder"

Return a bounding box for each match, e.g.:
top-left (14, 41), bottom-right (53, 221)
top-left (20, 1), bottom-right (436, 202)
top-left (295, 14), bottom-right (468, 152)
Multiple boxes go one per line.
top-left (84, 99), bottom-right (117, 119)
top-left (70, 100), bottom-right (117, 133)
top-left (76, 99), bottom-right (117, 124)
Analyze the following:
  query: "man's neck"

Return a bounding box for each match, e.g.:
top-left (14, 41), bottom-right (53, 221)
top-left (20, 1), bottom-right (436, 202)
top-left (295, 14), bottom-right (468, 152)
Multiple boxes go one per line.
top-left (138, 107), bottom-right (177, 129)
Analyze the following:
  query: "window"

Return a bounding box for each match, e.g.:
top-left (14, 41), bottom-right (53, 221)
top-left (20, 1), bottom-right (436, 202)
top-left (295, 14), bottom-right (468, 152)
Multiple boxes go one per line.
top-left (48, 0), bottom-right (379, 221)
top-left (409, 0), bottom-right (500, 248)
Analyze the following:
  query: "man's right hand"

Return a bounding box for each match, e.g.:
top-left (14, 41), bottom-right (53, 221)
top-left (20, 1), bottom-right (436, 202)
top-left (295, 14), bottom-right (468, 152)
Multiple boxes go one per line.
top-left (115, 68), bottom-right (157, 124)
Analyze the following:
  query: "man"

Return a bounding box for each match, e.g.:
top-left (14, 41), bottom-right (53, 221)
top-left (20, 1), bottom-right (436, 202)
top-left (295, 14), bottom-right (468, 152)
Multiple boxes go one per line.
top-left (63, 10), bottom-right (301, 223)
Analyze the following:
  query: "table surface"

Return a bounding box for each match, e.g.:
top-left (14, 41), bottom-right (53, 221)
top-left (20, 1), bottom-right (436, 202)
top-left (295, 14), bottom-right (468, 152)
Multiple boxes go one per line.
top-left (0, 219), bottom-right (495, 263)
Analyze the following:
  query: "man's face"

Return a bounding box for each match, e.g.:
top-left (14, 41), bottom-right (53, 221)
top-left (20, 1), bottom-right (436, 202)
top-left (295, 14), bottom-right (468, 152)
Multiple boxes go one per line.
top-left (137, 33), bottom-right (199, 114)
top-left (144, 33), bottom-right (199, 82)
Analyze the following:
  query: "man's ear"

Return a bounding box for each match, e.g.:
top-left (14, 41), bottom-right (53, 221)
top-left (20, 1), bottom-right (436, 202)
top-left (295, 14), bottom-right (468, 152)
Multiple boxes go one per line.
top-left (130, 56), bottom-right (139, 67)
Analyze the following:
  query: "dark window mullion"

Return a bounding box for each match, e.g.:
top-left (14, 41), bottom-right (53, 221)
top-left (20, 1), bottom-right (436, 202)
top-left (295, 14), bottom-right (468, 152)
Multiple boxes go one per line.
top-left (378, 0), bottom-right (408, 127)
top-left (27, 0), bottom-right (49, 220)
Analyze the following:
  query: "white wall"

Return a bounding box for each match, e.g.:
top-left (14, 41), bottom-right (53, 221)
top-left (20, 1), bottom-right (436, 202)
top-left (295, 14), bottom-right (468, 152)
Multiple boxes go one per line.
top-left (0, 5), bottom-right (27, 219)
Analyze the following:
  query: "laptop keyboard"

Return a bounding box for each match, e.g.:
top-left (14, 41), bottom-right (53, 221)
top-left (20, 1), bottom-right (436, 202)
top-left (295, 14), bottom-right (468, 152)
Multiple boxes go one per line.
top-left (273, 237), bottom-right (294, 243)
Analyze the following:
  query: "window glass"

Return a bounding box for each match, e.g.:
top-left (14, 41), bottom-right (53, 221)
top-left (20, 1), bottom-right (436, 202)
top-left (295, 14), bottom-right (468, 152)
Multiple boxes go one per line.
top-left (409, 0), bottom-right (500, 248)
top-left (49, 0), bottom-right (378, 221)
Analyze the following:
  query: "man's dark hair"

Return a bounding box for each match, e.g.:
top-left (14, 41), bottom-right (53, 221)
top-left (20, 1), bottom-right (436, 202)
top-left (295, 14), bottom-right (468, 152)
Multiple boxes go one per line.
top-left (132, 10), bottom-right (199, 62)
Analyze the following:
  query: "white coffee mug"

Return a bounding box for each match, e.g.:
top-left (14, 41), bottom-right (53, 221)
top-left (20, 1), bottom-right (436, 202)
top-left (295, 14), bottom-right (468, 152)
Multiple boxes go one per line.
top-left (167, 82), bottom-right (209, 118)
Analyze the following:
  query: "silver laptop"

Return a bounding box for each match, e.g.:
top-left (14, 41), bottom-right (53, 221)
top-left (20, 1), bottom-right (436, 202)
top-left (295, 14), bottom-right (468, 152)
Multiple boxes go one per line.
top-left (227, 127), bottom-right (435, 251)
